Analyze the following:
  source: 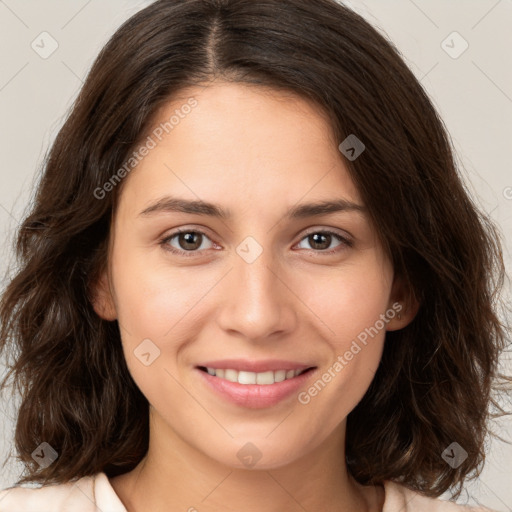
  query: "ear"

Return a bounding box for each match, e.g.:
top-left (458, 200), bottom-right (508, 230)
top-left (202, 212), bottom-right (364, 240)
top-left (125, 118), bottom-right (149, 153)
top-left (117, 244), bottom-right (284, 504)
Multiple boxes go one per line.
top-left (385, 274), bottom-right (420, 331)
top-left (89, 269), bottom-right (117, 321)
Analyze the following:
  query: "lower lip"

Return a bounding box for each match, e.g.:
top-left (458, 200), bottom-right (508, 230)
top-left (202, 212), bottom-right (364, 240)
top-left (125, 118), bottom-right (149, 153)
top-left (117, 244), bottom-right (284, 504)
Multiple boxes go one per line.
top-left (196, 367), bottom-right (316, 409)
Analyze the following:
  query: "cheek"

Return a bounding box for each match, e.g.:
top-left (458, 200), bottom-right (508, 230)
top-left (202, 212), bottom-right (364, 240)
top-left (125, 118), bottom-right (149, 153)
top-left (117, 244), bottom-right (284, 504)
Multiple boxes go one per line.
top-left (109, 246), bottom-right (223, 394)
top-left (297, 257), bottom-right (392, 345)
top-left (111, 247), bottom-right (205, 340)
top-left (109, 250), bottom-right (205, 405)
top-left (293, 256), bottom-right (391, 414)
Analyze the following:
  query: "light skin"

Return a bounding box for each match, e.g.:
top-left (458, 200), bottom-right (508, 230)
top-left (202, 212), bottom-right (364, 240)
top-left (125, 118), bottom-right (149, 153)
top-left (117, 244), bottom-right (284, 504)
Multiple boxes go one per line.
top-left (92, 81), bottom-right (418, 512)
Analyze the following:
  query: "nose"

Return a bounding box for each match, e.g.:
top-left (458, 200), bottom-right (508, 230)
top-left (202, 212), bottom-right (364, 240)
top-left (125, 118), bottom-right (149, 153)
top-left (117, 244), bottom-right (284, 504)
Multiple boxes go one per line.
top-left (216, 242), bottom-right (298, 341)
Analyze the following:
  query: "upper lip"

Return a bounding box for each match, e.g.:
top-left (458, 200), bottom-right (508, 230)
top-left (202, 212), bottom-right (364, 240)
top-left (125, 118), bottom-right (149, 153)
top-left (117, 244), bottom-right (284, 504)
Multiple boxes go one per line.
top-left (197, 359), bottom-right (316, 373)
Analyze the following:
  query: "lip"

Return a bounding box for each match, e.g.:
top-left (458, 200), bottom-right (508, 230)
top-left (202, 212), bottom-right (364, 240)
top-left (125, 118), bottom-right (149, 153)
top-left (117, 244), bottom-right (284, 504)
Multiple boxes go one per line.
top-left (195, 365), bottom-right (317, 409)
top-left (197, 359), bottom-right (313, 373)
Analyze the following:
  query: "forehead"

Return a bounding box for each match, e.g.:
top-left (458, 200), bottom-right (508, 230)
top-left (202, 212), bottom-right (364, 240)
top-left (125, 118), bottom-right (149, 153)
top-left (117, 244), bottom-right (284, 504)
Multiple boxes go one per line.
top-left (118, 81), bottom-right (362, 216)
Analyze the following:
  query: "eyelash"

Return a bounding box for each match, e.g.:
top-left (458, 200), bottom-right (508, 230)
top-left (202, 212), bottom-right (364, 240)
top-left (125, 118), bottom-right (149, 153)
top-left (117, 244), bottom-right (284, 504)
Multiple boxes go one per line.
top-left (159, 228), bottom-right (353, 258)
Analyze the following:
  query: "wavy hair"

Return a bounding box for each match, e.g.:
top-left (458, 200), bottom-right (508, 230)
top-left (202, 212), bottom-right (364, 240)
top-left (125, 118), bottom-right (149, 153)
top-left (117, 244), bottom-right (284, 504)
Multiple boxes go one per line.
top-left (1, 0), bottom-right (510, 499)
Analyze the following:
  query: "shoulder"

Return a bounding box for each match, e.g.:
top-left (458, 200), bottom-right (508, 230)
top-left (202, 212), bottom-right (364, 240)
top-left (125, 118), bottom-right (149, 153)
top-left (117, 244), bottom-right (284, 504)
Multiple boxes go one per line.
top-left (383, 480), bottom-right (498, 512)
top-left (0, 474), bottom-right (95, 511)
top-left (0, 472), bottom-right (126, 512)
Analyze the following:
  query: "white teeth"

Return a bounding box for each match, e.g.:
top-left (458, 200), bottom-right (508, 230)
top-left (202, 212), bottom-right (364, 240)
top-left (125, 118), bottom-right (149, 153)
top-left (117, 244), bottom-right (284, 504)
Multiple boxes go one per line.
top-left (224, 369), bottom-right (238, 383)
top-left (238, 371), bottom-right (256, 384)
top-left (204, 367), bottom-right (307, 385)
top-left (274, 370), bottom-right (286, 383)
top-left (256, 371), bottom-right (275, 385)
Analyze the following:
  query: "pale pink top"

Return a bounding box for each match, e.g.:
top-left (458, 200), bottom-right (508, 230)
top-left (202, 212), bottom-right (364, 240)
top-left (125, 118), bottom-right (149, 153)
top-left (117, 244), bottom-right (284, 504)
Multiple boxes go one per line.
top-left (0, 472), bottom-right (497, 511)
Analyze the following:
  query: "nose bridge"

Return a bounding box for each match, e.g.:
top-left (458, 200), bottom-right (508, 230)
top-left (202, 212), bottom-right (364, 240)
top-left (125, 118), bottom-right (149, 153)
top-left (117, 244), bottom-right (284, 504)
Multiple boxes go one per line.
top-left (237, 239), bottom-right (276, 297)
top-left (216, 235), bottom-right (296, 339)
top-left (234, 236), bottom-right (282, 312)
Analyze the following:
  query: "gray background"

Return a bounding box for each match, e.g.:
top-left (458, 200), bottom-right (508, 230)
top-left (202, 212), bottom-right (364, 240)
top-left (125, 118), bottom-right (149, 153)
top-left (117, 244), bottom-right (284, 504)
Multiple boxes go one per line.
top-left (0, 0), bottom-right (511, 509)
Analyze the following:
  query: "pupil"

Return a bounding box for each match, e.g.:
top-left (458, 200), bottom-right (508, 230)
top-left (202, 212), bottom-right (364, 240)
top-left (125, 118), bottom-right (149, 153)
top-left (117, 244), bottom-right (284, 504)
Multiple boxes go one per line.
top-left (180, 232), bottom-right (201, 250)
top-left (311, 233), bottom-right (330, 250)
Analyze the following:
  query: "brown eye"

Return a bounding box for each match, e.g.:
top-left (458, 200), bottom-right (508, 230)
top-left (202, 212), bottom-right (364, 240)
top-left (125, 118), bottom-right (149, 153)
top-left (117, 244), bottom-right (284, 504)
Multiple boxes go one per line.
top-left (308, 232), bottom-right (333, 250)
top-left (177, 231), bottom-right (203, 251)
top-left (296, 230), bottom-right (352, 254)
top-left (160, 229), bottom-right (215, 256)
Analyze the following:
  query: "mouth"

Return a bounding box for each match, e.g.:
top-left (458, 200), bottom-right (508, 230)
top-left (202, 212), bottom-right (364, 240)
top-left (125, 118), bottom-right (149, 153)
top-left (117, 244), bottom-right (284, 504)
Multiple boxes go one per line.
top-left (196, 366), bottom-right (316, 385)
top-left (195, 363), bottom-right (318, 409)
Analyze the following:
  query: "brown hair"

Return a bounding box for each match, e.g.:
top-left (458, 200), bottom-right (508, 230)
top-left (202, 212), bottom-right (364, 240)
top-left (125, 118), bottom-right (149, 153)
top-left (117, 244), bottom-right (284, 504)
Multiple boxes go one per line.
top-left (1, 0), bottom-right (510, 499)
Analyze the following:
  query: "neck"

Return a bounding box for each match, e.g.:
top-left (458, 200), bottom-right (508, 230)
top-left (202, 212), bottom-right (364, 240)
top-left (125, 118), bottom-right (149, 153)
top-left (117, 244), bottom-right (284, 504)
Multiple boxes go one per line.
top-left (109, 410), bottom-right (382, 512)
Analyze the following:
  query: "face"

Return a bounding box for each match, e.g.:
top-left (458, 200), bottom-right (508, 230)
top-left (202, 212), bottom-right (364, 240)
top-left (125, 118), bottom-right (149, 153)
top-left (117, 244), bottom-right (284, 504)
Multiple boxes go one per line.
top-left (94, 81), bottom-right (406, 470)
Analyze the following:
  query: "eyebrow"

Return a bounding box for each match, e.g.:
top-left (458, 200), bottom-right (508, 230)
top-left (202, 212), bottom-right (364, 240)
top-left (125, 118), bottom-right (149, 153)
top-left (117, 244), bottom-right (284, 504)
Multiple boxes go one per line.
top-left (138, 196), bottom-right (366, 219)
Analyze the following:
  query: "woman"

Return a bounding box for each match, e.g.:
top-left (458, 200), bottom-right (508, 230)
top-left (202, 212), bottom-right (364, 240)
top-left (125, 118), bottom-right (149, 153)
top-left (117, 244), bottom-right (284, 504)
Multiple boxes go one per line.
top-left (0, 0), bottom-right (510, 510)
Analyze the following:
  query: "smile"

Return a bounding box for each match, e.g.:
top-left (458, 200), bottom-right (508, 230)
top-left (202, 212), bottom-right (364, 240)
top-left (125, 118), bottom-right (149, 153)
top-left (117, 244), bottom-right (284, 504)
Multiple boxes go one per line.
top-left (198, 366), bottom-right (312, 385)
top-left (196, 365), bottom-right (317, 408)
